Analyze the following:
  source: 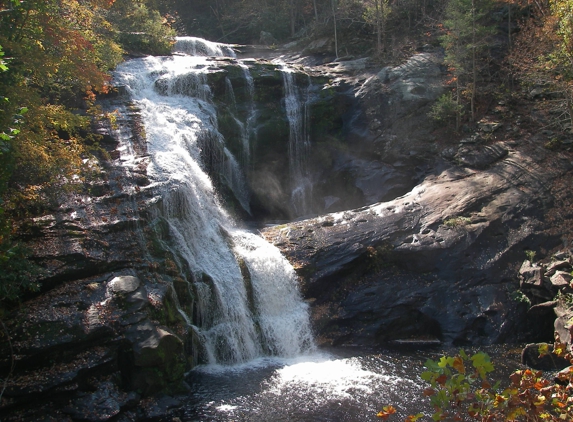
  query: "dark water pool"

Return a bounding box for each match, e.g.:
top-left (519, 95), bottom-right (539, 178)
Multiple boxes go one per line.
top-left (177, 346), bottom-right (523, 421)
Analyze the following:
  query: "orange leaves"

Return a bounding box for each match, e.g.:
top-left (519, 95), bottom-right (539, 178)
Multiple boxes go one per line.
top-left (376, 405), bottom-right (396, 419)
top-left (509, 370), bottom-right (522, 387)
top-left (493, 393), bottom-right (506, 406)
top-left (452, 356), bottom-right (465, 374)
top-left (423, 387), bottom-right (436, 397)
top-left (379, 348), bottom-right (573, 422)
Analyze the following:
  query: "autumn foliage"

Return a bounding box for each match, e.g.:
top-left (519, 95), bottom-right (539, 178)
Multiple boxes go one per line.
top-left (379, 340), bottom-right (573, 421)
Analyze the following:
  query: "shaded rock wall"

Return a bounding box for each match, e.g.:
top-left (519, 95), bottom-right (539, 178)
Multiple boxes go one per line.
top-left (204, 55), bottom-right (439, 220)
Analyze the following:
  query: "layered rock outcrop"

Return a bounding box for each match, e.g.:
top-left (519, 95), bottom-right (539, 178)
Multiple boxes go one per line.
top-left (0, 100), bottom-right (190, 421)
top-left (263, 143), bottom-right (572, 347)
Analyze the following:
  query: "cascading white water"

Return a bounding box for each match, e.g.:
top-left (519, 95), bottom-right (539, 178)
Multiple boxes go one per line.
top-left (223, 73), bottom-right (252, 167)
top-left (113, 38), bottom-right (314, 365)
top-left (238, 64), bottom-right (257, 167)
top-left (280, 64), bottom-right (313, 216)
top-left (173, 36), bottom-right (237, 58)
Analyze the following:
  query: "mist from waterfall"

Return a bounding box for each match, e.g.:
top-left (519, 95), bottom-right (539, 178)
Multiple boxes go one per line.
top-left (113, 37), bottom-right (315, 365)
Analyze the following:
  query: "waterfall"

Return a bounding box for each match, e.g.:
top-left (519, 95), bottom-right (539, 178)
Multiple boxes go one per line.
top-left (113, 38), bottom-right (315, 365)
top-left (239, 64), bottom-right (257, 167)
top-left (280, 64), bottom-right (313, 217)
top-left (173, 36), bottom-right (237, 58)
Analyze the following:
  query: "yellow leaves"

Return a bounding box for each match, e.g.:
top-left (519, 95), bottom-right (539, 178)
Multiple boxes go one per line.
top-left (534, 394), bottom-right (547, 406)
top-left (376, 405), bottom-right (396, 419)
top-left (553, 339), bottom-right (569, 358)
top-left (538, 343), bottom-right (550, 357)
top-left (507, 407), bottom-right (527, 420)
top-left (493, 393), bottom-right (506, 407)
top-left (35, 39), bottom-right (45, 51)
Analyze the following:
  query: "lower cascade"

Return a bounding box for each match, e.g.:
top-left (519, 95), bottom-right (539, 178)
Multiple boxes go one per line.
top-left (113, 38), bottom-right (315, 365)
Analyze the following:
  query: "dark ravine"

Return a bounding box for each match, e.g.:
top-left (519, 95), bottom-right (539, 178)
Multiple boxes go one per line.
top-left (2, 42), bottom-right (573, 421)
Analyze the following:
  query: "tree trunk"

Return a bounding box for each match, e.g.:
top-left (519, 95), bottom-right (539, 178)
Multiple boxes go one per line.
top-left (332, 0), bottom-right (338, 58)
top-left (376, 0), bottom-right (382, 55)
top-left (508, 2), bottom-right (512, 50)
top-left (210, 4), bottom-right (227, 41)
top-left (456, 77), bottom-right (461, 130)
top-left (289, 0), bottom-right (296, 38)
top-left (382, 0), bottom-right (388, 54)
top-left (565, 86), bottom-right (573, 130)
top-left (313, 0), bottom-right (318, 21)
top-left (471, 0), bottom-right (476, 122)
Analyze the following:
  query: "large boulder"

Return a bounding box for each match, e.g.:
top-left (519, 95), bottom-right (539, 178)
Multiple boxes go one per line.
top-left (263, 145), bottom-right (572, 347)
top-left (124, 322), bottom-right (185, 396)
top-left (521, 343), bottom-right (570, 370)
top-left (375, 52), bottom-right (444, 103)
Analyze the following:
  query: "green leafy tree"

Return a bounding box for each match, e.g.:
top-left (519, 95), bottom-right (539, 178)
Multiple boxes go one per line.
top-left (364, 0), bottom-right (392, 56)
top-left (0, 0), bottom-right (172, 303)
top-left (508, 0), bottom-right (573, 133)
top-left (107, 0), bottom-right (175, 55)
top-left (440, 0), bottom-right (493, 129)
top-left (428, 91), bottom-right (464, 124)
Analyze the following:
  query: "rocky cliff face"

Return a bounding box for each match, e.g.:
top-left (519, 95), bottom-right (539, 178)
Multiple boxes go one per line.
top-left (259, 52), bottom-right (573, 350)
top-left (200, 53), bottom-right (445, 220)
top-left (0, 99), bottom-right (192, 421)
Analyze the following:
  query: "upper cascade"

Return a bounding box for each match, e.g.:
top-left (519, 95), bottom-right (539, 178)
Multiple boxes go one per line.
top-left (173, 36), bottom-right (236, 58)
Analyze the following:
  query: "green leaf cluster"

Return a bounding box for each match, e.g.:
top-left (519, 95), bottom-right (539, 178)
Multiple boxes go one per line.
top-left (420, 350), bottom-right (498, 420)
top-left (108, 0), bottom-right (176, 55)
top-left (381, 347), bottom-right (573, 421)
top-left (428, 92), bottom-right (463, 124)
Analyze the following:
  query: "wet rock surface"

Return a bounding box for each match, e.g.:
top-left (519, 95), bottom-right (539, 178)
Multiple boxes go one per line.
top-left (201, 52), bottom-right (448, 220)
top-left (263, 145), bottom-right (573, 347)
top-left (0, 98), bottom-right (188, 421)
